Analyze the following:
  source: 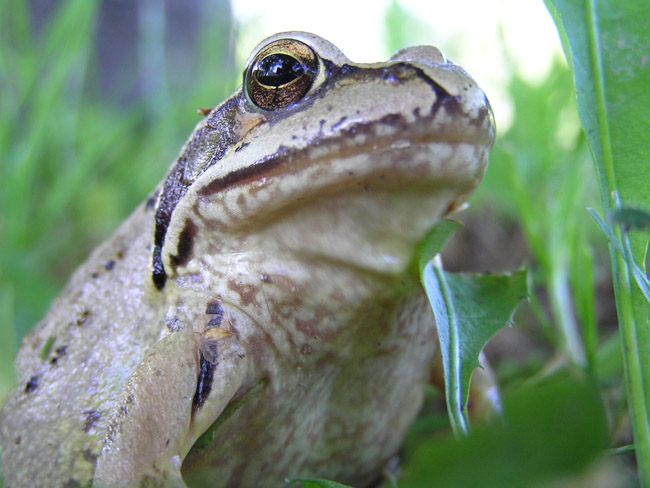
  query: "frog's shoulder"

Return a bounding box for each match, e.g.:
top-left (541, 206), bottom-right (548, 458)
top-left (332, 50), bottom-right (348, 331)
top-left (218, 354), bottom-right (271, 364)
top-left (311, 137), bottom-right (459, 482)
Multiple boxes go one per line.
top-left (1, 190), bottom-right (165, 486)
top-left (17, 192), bottom-right (159, 367)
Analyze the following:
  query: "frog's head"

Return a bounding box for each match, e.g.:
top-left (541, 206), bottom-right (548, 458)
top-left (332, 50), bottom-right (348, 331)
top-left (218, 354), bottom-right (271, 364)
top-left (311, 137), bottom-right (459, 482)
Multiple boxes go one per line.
top-left (153, 31), bottom-right (495, 288)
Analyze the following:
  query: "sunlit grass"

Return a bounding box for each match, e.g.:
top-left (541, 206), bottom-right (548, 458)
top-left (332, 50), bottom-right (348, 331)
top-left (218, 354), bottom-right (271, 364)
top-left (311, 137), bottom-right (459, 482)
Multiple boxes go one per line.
top-left (0, 0), bottom-right (237, 397)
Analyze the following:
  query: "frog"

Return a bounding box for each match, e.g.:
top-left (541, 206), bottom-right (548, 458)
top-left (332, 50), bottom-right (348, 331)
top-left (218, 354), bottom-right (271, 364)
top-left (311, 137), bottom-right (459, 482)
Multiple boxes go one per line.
top-left (0, 31), bottom-right (495, 487)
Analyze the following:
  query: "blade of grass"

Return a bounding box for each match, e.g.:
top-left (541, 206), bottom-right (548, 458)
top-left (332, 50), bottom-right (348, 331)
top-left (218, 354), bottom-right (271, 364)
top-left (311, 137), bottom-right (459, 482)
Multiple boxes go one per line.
top-left (2, 0), bottom-right (99, 246)
top-left (0, 285), bottom-right (16, 399)
top-left (570, 222), bottom-right (598, 369)
top-left (545, 0), bottom-right (650, 483)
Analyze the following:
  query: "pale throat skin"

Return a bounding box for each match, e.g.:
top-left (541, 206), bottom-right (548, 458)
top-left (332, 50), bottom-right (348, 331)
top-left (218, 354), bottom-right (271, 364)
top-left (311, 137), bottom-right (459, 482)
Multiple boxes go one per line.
top-left (0, 32), bottom-right (495, 487)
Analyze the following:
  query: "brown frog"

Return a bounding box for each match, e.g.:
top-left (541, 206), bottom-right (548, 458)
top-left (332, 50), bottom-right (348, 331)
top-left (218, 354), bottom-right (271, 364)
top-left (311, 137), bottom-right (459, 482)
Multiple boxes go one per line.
top-left (0, 31), bottom-right (495, 487)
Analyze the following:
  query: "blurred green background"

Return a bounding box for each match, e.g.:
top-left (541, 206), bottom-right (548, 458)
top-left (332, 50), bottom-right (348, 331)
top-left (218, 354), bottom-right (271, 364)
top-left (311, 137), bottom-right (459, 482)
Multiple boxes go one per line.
top-left (0, 0), bottom-right (637, 486)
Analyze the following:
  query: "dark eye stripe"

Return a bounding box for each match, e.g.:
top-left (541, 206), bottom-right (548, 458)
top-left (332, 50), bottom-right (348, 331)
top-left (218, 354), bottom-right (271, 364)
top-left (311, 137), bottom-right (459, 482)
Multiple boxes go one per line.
top-left (151, 94), bottom-right (245, 291)
top-left (192, 353), bottom-right (216, 412)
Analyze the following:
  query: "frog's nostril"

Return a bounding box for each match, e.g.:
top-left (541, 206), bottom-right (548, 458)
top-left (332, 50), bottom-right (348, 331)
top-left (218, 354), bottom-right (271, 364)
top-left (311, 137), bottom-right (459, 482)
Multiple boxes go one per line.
top-left (389, 45), bottom-right (447, 65)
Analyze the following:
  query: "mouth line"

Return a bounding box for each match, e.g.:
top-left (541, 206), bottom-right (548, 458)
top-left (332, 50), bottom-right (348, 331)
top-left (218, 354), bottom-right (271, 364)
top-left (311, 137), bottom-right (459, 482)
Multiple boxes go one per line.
top-left (197, 110), bottom-right (489, 200)
top-left (220, 137), bottom-right (485, 261)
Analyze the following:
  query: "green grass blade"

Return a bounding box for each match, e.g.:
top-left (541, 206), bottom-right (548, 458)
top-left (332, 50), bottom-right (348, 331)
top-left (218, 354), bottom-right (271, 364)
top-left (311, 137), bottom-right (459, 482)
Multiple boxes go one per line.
top-left (545, 0), bottom-right (650, 483)
top-left (0, 285), bottom-right (16, 399)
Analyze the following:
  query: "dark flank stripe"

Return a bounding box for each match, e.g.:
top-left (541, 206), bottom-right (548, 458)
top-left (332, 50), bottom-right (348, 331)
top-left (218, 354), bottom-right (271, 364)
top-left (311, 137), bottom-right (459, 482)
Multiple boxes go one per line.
top-left (206, 300), bottom-right (224, 327)
top-left (192, 353), bottom-right (216, 412)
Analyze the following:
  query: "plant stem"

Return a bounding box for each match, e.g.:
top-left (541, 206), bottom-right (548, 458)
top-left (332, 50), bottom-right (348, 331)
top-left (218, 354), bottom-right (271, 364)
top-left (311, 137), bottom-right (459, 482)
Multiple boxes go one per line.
top-left (585, 0), bottom-right (650, 481)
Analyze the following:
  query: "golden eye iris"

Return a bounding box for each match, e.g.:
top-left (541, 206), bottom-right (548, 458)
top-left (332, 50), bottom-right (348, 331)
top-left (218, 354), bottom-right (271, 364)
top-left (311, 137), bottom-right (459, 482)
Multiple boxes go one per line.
top-left (245, 39), bottom-right (318, 110)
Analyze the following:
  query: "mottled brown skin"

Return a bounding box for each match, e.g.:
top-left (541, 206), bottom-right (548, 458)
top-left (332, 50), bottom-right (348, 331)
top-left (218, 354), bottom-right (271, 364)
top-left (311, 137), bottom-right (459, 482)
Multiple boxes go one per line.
top-left (0, 32), bottom-right (495, 487)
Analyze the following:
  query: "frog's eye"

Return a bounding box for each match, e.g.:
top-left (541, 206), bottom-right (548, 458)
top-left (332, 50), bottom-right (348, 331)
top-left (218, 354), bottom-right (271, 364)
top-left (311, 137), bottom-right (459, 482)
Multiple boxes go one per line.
top-left (245, 39), bottom-right (319, 110)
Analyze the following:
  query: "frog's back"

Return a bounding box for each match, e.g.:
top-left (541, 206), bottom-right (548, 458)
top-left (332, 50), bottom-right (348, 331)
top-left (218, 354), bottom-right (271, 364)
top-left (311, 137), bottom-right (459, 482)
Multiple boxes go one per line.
top-left (0, 201), bottom-right (160, 486)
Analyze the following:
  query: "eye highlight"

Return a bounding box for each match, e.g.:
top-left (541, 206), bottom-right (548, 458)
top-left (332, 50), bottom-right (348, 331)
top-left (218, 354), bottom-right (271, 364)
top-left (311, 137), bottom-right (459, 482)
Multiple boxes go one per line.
top-left (245, 39), bottom-right (319, 110)
top-left (255, 53), bottom-right (304, 86)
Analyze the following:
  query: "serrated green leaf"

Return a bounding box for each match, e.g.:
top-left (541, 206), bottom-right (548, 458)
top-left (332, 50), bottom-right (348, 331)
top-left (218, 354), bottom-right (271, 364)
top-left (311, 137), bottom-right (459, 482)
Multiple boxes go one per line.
top-left (286, 479), bottom-right (355, 488)
top-left (445, 271), bottom-right (529, 403)
top-left (422, 264), bottom-right (528, 436)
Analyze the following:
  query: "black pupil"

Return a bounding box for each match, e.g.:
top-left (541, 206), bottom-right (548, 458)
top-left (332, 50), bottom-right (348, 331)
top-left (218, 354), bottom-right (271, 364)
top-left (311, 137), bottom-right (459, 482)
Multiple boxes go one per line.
top-left (255, 54), bottom-right (304, 87)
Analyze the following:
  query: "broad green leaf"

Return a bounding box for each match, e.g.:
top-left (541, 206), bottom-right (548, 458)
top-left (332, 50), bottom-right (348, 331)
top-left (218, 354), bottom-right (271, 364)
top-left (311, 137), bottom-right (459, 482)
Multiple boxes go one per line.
top-left (544, 0), bottom-right (650, 216)
top-left (421, 264), bottom-right (528, 436)
top-left (287, 479), bottom-right (355, 488)
top-left (400, 374), bottom-right (608, 488)
top-left (545, 1), bottom-right (650, 481)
